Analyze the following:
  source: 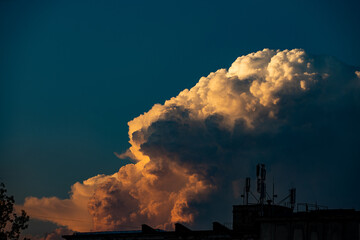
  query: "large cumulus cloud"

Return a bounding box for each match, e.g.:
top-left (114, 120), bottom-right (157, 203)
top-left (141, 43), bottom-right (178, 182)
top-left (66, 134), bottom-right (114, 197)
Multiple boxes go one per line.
top-left (21, 49), bottom-right (360, 231)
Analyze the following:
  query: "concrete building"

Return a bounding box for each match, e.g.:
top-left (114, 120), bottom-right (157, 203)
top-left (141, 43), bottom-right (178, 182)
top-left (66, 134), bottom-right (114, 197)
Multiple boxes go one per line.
top-left (233, 204), bottom-right (360, 240)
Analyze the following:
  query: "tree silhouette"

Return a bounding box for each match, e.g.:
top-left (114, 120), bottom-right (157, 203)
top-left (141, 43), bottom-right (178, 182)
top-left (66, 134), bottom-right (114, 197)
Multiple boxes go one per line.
top-left (0, 183), bottom-right (29, 240)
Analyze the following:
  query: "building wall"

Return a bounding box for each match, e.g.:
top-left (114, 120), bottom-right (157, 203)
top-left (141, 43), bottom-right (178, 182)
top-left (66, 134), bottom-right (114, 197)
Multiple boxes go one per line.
top-left (260, 220), bottom-right (360, 240)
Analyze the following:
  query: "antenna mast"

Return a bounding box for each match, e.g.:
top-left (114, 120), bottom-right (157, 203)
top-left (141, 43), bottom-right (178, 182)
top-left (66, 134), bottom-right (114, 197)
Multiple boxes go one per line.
top-left (245, 177), bottom-right (250, 205)
top-left (256, 164), bottom-right (266, 204)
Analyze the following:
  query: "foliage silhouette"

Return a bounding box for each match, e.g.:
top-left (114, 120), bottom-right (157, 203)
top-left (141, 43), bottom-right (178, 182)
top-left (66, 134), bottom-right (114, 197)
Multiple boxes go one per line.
top-left (0, 183), bottom-right (29, 240)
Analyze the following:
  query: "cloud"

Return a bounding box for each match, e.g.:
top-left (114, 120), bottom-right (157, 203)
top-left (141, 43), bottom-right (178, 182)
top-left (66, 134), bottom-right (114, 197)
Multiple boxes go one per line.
top-left (21, 49), bottom-right (360, 231)
top-left (25, 228), bottom-right (73, 240)
top-left (43, 228), bottom-right (73, 240)
top-left (21, 174), bottom-right (112, 231)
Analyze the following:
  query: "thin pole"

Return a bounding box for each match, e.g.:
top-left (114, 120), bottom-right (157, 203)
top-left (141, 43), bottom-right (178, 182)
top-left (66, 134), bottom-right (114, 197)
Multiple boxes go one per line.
top-left (272, 177), bottom-right (275, 204)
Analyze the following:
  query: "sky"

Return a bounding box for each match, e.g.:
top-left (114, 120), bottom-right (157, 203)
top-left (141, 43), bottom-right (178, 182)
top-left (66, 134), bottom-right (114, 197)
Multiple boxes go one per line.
top-left (1, 0), bottom-right (360, 238)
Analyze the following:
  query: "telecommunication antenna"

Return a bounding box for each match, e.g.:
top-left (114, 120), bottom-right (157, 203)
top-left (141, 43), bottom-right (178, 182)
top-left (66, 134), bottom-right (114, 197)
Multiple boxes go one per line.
top-left (272, 177), bottom-right (277, 203)
top-left (290, 188), bottom-right (296, 210)
top-left (245, 177), bottom-right (250, 205)
top-left (256, 164), bottom-right (266, 204)
top-left (278, 187), bottom-right (297, 210)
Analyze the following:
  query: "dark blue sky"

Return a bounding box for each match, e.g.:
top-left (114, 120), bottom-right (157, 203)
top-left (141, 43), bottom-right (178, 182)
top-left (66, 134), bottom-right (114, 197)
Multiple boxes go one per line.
top-left (1, 0), bottom-right (359, 207)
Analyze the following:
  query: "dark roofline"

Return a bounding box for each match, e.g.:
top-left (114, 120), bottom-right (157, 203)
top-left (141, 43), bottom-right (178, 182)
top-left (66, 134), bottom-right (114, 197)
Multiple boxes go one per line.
top-left (62, 222), bottom-right (232, 240)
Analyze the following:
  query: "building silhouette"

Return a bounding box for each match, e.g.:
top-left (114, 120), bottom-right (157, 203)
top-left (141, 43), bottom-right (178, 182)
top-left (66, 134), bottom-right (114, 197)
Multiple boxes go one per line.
top-left (63, 165), bottom-right (360, 240)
